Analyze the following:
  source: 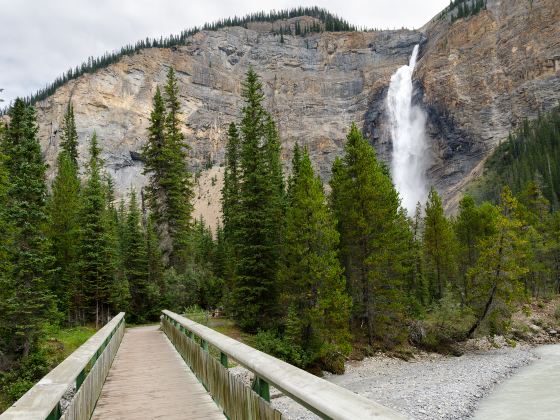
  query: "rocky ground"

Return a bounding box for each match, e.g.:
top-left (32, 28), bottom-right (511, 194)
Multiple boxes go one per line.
top-left (230, 298), bottom-right (560, 420)
top-left (272, 299), bottom-right (560, 419)
top-left (271, 345), bottom-right (537, 420)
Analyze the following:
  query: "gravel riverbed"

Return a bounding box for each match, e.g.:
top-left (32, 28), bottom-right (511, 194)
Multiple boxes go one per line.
top-left (270, 344), bottom-right (537, 420)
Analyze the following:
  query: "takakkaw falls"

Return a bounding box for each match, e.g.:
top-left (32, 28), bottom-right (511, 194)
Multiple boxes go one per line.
top-left (1, 1), bottom-right (560, 419)
top-left (387, 44), bottom-right (430, 214)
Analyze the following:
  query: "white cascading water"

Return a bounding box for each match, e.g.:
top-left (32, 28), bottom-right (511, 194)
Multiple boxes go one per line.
top-left (387, 45), bottom-right (429, 214)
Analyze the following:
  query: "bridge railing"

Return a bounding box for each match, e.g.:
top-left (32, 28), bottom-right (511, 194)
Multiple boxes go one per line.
top-left (162, 309), bottom-right (405, 420)
top-left (1, 313), bottom-right (125, 420)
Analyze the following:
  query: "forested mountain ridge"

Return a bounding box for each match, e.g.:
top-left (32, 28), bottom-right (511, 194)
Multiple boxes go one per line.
top-left (6, 0), bottom-right (557, 225)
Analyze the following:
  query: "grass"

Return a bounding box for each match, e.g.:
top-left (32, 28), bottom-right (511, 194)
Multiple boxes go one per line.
top-left (42, 324), bottom-right (97, 363)
top-left (0, 324), bottom-right (97, 413)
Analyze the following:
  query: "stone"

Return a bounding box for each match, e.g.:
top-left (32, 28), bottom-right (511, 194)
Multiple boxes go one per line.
top-left (20, 1), bottom-right (560, 229)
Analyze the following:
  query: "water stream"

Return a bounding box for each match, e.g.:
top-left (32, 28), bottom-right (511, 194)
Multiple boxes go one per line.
top-left (387, 44), bottom-right (430, 214)
top-left (473, 344), bottom-right (560, 419)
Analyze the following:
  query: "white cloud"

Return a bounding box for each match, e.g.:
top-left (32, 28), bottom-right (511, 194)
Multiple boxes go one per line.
top-left (0, 0), bottom-right (449, 104)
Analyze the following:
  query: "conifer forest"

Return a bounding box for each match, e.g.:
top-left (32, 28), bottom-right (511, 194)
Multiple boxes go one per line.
top-left (1, 66), bottom-right (559, 406)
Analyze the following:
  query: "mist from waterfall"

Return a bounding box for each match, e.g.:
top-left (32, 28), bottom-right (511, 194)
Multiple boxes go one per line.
top-left (387, 44), bottom-right (429, 215)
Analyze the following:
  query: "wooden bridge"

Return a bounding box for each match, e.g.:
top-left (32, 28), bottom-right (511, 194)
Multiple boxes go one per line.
top-left (1, 311), bottom-right (405, 420)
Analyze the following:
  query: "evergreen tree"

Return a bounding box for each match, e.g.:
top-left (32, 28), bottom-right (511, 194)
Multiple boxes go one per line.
top-left (286, 142), bottom-right (302, 204)
top-left (454, 195), bottom-right (497, 303)
top-left (517, 181), bottom-right (553, 297)
top-left (549, 210), bottom-right (560, 294)
top-left (423, 187), bottom-right (457, 301)
top-left (466, 187), bottom-right (527, 337)
top-left (59, 102), bottom-right (79, 165)
top-left (123, 191), bottom-right (157, 322)
top-left (407, 202), bottom-right (428, 308)
top-left (281, 148), bottom-right (351, 370)
top-left (105, 181), bottom-right (130, 316)
top-left (47, 151), bottom-right (81, 316)
top-left (0, 99), bottom-right (55, 357)
top-left (146, 215), bottom-right (164, 308)
top-left (221, 122), bottom-right (241, 244)
top-left (77, 133), bottom-right (115, 327)
top-left (330, 123), bottom-right (410, 346)
top-left (231, 68), bottom-right (284, 331)
top-left (163, 68), bottom-right (194, 268)
top-left (142, 69), bottom-right (194, 271)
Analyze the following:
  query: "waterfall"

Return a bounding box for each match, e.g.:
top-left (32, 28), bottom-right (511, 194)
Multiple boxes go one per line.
top-left (387, 44), bottom-right (429, 214)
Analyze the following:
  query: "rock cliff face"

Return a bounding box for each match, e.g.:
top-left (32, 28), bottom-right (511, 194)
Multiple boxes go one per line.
top-left (416, 0), bottom-right (560, 210)
top-left (31, 0), bottom-right (560, 226)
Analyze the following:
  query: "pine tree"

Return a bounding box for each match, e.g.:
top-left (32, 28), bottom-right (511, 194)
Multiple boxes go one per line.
top-left (78, 133), bottom-right (115, 327)
top-left (59, 102), bottom-right (79, 165)
top-left (0, 124), bottom-right (10, 271)
top-left (47, 151), bottom-right (81, 316)
top-left (549, 210), bottom-right (560, 294)
top-left (221, 122), bottom-right (241, 244)
top-left (517, 181), bottom-right (553, 297)
top-left (330, 123), bottom-right (410, 347)
top-left (407, 202), bottom-right (428, 308)
top-left (423, 187), bottom-right (458, 302)
top-left (281, 148), bottom-right (351, 370)
top-left (123, 190), bottom-right (156, 322)
top-left (163, 68), bottom-right (194, 268)
top-left (466, 187), bottom-right (528, 337)
top-left (231, 68), bottom-right (284, 331)
top-left (142, 69), bottom-right (194, 271)
top-left (454, 195), bottom-right (497, 303)
top-left (145, 215), bottom-right (164, 308)
top-left (0, 99), bottom-right (55, 357)
top-left (287, 142), bottom-right (302, 204)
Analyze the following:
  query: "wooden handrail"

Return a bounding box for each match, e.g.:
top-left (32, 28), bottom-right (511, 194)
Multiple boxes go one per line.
top-left (1, 313), bottom-right (125, 420)
top-left (162, 310), bottom-right (405, 420)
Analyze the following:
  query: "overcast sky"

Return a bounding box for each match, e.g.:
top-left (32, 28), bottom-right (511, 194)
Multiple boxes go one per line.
top-left (0, 0), bottom-right (449, 105)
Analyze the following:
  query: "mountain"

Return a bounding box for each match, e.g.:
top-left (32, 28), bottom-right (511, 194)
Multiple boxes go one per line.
top-left (23, 0), bottom-right (560, 226)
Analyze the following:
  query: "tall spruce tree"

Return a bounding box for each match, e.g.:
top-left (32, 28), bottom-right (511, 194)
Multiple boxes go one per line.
top-left (221, 122), bottom-right (241, 244)
top-left (466, 187), bottom-right (527, 337)
top-left (231, 68), bottom-right (285, 331)
top-left (123, 191), bottom-right (156, 322)
top-left (47, 103), bottom-right (82, 316)
top-left (59, 102), bottom-right (79, 165)
top-left (454, 195), bottom-right (498, 303)
top-left (78, 133), bottom-right (115, 326)
top-left (142, 70), bottom-right (193, 270)
top-left (423, 187), bottom-right (458, 301)
top-left (0, 99), bottom-right (54, 357)
top-left (281, 148), bottom-right (351, 371)
top-left (163, 68), bottom-right (194, 268)
top-left (47, 152), bottom-right (81, 316)
top-left (286, 142), bottom-right (302, 204)
top-left (330, 123), bottom-right (410, 346)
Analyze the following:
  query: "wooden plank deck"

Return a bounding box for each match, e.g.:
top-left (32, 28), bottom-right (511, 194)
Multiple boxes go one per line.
top-left (91, 325), bottom-right (225, 420)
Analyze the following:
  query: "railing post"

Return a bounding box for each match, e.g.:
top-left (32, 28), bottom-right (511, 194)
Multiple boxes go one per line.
top-left (220, 352), bottom-right (228, 367)
top-left (76, 368), bottom-right (86, 390)
top-left (200, 339), bottom-right (208, 351)
top-left (46, 402), bottom-right (61, 420)
top-left (252, 376), bottom-right (270, 402)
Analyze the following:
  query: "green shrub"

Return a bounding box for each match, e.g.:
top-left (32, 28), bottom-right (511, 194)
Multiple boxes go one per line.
top-left (0, 351), bottom-right (49, 403)
top-left (419, 293), bottom-right (475, 352)
top-left (253, 330), bottom-right (311, 369)
top-left (183, 305), bottom-right (210, 325)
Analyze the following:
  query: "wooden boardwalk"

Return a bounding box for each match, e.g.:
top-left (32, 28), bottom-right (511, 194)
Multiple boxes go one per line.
top-left (91, 325), bottom-right (225, 420)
